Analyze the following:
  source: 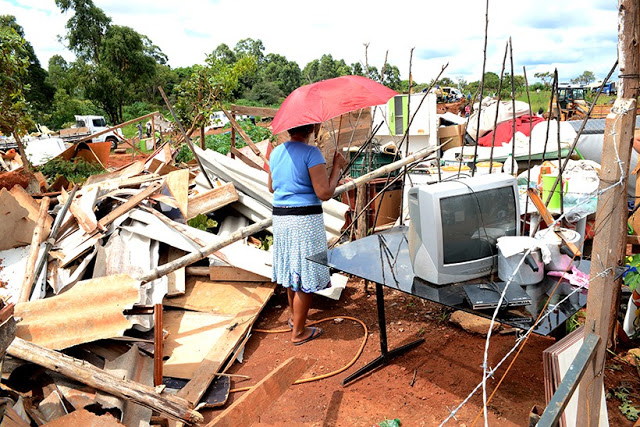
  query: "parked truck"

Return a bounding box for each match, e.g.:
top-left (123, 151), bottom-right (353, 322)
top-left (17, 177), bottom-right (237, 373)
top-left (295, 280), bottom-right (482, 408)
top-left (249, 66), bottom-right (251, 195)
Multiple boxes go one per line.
top-left (59, 115), bottom-right (122, 149)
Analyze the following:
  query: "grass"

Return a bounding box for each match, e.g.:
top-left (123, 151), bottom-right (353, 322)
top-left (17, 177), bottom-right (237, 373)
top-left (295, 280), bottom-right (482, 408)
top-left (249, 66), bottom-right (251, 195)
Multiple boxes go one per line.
top-left (38, 158), bottom-right (105, 184)
top-left (514, 90), bottom-right (616, 115)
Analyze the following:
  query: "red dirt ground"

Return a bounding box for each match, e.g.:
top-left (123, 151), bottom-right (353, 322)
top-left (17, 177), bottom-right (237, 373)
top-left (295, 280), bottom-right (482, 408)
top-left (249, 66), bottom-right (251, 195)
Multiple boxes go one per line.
top-left (199, 279), bottom-right (636, 426)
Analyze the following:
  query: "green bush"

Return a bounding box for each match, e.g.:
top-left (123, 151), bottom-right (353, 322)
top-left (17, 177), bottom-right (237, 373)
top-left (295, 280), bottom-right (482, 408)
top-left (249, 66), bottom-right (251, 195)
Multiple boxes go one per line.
top-left (38, 157), bottom-right (105, 183)
top-left (176, 120), bottom-right (272, 162)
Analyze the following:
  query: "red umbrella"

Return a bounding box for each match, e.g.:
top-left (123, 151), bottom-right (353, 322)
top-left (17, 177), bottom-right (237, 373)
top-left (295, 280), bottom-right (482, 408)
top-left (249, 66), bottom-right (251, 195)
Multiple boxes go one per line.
top-left (270, 75), bottom-right (398, 135)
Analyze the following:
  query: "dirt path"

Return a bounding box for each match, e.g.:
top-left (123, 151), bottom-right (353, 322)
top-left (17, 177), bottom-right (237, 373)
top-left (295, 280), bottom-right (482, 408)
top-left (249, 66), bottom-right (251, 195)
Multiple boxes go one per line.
top-left (203, 279), bottom-right (562, 426)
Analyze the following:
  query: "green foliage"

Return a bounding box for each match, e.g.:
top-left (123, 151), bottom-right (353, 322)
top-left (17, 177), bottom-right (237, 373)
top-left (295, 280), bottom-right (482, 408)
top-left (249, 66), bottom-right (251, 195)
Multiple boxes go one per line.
top-left (187, 214), bottom-right (218, 232)
top-left (38, 157), bottom-right (105, 183)
top-left (176, 120), bottom-right (271, 162)
top-left (0, 20), bottom-right (33, 137)
top-left (258, 235), bottom-right (273, 251)
top-left (378, 419), bottom-right (401, 427)
top-left (608, 384), bottom-right (640, 421)
top-left (48, 88), bottom-right (101, 129)
top-left (55, 0), bottom-right (111, 63)
top-left (571, 70), bottom-right (596, 85)
top-left (624, 254), bottom-right (640, 292)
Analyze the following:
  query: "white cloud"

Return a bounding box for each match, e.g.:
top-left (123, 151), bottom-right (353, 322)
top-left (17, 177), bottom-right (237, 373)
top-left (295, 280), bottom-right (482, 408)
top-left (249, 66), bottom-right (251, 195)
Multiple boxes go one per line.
top-left (2, 0), bottom-right (619, 85)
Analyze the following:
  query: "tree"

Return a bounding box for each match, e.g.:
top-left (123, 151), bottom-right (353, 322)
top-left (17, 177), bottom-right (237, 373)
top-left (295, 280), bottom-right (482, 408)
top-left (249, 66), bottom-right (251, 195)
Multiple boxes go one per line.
top-left (351, 62), bottom-right (364, 76)
top-left (1, 16), bottom-right (55, 123)
top-left (534, 71), bottom-right (553, 88)
top-left (571, 70), bottom-right (596, 85)
top-left (381, 65), bottom-right (401, 91)
top-left (234, 38), bottom-right (265, 64)
top-left (55, 0), bottom-right (111, 63)
top-left (210, 43), bottom-right (236, 65)
top-left (84, 25), bottom-right (157, 123)
top-left (0, 23), bottom-right (33, 166)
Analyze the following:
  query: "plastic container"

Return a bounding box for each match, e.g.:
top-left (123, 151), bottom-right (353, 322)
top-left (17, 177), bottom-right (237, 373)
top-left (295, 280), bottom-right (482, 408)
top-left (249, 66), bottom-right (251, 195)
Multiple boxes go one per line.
top-left (349, 152), bottom-right (397, 178)
top-left (534, 228), bottom-right (581, 271)
top-left (440, 165), bottom-right (470, 180)
top-left (541, 174), bottom-right (568, 210)
top-left (497, 236), bottom-right (544, 285)
top-left (475, 161), bottom-right (503, 175)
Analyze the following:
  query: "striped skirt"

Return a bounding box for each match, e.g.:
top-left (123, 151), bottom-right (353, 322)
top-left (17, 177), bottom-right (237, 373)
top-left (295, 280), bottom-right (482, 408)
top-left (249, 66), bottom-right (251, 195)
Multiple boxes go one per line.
top-left (272, 213), bottom-right (331, 293)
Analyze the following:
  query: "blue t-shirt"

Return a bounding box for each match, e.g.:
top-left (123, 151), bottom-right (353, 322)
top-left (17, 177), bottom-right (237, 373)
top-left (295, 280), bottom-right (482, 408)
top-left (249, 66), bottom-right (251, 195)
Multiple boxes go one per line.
top-left (270, 141), bottom-right (326, 207)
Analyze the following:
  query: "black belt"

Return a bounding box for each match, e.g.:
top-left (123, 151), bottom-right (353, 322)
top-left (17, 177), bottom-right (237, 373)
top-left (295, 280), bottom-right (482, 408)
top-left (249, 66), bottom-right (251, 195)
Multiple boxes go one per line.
top-left (272, 205), bottom-right (323, 216)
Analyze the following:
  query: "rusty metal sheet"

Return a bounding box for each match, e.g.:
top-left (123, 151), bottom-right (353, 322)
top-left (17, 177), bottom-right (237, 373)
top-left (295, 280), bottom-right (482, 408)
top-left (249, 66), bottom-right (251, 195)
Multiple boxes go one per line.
top-left (15, 274), bottom-right (140, 350)
top-left (41, 409), bottom-right (124, 426)
top-left (95, 345), bottom-right (153, 427)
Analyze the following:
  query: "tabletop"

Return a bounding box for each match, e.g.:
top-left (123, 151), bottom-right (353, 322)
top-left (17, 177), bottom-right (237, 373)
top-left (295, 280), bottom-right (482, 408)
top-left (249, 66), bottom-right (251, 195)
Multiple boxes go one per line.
top-left (309, 226), bottom-right (589, 336)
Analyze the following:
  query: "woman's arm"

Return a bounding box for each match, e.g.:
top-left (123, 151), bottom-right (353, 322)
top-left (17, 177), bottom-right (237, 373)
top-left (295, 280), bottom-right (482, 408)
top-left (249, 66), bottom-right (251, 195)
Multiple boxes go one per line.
top-left (309, 153), bottom-right (347, 201)
top-left (268, 169), bottom-right (274, 193)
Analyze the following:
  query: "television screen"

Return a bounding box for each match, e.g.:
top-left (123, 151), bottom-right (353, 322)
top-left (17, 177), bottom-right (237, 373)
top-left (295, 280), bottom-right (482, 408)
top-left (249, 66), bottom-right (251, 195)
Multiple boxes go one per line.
top-left (440, 186), bottom-right (517, 264)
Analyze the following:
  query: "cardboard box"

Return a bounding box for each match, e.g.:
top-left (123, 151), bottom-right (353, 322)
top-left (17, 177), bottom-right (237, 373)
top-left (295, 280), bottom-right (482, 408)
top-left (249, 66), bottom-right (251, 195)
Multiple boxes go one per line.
top-left (438, 123), bottom-right (466, 149)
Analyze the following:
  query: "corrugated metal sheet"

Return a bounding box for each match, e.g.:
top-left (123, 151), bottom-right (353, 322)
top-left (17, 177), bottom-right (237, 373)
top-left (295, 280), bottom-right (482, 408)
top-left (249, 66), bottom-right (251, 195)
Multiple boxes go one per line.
top-left (15, 274), bottom-right (140, 350)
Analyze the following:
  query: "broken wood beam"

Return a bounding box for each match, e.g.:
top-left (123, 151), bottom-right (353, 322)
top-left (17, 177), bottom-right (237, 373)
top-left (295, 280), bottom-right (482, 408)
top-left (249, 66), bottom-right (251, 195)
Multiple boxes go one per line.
top-left (154, 303), bottom-right (163, 386)
top-left (75, 111), bottom-right (159, 144)
top-left (7, 337), bottom-right (203, 425)
top-left (229, 146), bottom-right (263, 170)
top-left (98, 181), bottom-right (163, 229)
top-left (186, 182), bottom-right (239, 221)
top-left (205, 357), bottom-right (314, 427)
top-left (19, 197), bottom-right (50, 303)
top-left (221, 109), bottom-right (268, 165)
top-left (138, 143), bottom-right (442, 284)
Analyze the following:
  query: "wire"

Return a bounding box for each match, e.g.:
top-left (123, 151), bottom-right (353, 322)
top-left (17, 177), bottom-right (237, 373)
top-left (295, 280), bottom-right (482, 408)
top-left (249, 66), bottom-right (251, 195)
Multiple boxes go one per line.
top-left (228, 316), bottom-right (369, 393)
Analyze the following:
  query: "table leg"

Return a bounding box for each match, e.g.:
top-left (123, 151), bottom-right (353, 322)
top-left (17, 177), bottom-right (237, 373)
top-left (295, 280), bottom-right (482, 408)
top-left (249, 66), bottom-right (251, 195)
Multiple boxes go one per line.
top-left (342, 281), bottom-right (424, 386)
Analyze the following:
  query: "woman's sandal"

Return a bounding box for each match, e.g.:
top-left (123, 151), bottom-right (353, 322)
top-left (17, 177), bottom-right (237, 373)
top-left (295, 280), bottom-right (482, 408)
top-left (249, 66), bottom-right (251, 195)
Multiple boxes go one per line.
top-left (293, 327), bottom-right (324, 346)
top-left (287, 318), bottom-right (294, 329)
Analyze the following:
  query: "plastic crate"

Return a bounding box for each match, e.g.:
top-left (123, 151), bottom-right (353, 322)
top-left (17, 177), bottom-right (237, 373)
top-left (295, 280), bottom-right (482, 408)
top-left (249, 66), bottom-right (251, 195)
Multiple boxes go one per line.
top-left (349, 152), bottom-right (398, 178)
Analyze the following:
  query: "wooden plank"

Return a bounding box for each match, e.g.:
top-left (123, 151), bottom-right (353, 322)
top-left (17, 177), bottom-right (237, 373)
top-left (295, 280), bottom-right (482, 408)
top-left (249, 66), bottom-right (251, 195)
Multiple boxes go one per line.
top-left (19, 197), bottom-right (50, 303)
top-left (206, 357), bottom-right (315, 427)
top-left (165, 247), bottom-right (186, 297)
top-left (229, 146), bottom-right (263, 170)
top-left (0, 188), bottom-right (36, 250)
top-left (9, 185), bottom-right (53, 231)
top-left (577, 98), bottom-right (638, 424)
top-left (165, 169), bottom-right (189, 218)
top-left (221, 109), bottom-right (268, 164)
top-left (163, 310), bottom-right (235, 380)
top-left (186, 183), bottom-right (238, 221)
top-left (75, 111), bottom-right (159, 144)
top-left (209, 265), bottom-right (267, 282)
top-left (229, 104), bottom-right (278, 118)
top-left (175, 282), bottom-right (275, 404)
top-left (41, 409), bottom-right (124, 426)
top-left (98, 181), bottom-right (163, 229)
top-left (185, 266), bottom-right (209, 277)
top-left (163, 277), bottom-right (274, 314)
top-left (7, 337), bottom-right (203, 424)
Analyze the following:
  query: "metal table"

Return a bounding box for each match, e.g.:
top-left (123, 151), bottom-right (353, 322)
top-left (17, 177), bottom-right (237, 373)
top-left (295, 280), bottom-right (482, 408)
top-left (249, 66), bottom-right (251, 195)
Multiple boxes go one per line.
top-left (308, 226), bottom-right (588, 385)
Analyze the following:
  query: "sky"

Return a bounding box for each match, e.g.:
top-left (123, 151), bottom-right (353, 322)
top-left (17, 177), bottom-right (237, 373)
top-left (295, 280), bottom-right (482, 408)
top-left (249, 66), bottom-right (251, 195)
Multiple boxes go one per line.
top-left (1, 0), bottom-right (620, 85)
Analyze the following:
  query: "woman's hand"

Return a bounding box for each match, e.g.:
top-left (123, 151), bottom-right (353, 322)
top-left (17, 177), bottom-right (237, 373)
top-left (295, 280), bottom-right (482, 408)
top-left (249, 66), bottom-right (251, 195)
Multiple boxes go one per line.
top-left (333, 152), bottom-right (347, 171)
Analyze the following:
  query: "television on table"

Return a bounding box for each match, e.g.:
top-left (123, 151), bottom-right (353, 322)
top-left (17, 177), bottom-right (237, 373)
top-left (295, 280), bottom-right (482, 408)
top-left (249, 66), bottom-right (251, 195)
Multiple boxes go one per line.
top-left (408, 173), bottom-right (520, 285)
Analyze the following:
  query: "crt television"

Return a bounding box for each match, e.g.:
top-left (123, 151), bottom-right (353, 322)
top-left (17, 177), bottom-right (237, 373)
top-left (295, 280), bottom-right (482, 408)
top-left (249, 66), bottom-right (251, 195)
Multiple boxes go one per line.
top-left (408, 173), bottom-right (520, 285)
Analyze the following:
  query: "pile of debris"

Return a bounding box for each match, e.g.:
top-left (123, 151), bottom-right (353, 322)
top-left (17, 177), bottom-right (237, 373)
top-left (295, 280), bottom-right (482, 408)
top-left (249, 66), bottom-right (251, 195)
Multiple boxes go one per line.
top-left (0, 138), bottom-right (351, 426)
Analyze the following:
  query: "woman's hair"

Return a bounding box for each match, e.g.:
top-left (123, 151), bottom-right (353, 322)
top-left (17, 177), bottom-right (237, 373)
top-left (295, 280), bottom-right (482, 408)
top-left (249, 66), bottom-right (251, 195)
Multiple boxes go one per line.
top-left (287, 124), bottom-right (315, 138)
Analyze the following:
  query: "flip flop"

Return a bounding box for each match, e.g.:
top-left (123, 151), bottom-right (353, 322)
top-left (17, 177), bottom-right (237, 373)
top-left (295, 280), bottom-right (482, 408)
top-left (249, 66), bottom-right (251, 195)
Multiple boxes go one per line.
top-left (293, 327), bottom-right (324, 346)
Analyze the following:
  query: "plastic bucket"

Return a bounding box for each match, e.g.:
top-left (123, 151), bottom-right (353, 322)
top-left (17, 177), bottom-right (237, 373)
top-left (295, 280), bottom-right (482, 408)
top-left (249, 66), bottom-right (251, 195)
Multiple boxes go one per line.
top-left (440, 165), bottom-right (470, 180)
top-left (541, 174), bottom-right (567, 210)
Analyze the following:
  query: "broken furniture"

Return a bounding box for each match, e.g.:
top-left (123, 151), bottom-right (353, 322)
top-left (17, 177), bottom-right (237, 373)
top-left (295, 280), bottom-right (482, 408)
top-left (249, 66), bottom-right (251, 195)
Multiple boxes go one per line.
top-left (308, 226), bottom-right (589, 385)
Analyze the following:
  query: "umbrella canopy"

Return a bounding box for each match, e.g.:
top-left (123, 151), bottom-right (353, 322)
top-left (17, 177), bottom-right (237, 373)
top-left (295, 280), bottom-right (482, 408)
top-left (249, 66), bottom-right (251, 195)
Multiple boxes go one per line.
top-left (271, 75), bottom-right (398, 135)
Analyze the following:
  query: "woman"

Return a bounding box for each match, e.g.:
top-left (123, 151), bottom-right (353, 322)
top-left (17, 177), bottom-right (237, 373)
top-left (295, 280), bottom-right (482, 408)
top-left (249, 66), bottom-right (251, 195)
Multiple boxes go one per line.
top-left (268, 123), bottom-right (347, 345)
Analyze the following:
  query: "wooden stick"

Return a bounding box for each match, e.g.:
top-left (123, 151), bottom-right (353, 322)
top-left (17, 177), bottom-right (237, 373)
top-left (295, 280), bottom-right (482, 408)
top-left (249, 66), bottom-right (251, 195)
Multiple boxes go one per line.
top-left (7, 337), bottom-right (203, 424)
top-left (154, 303), bottom-right (163, 386)
top-left (97, 181), bottom-right (163, 229)
top-left (138, 143), bottom-right (443, 284)
top-left (221, 109), bottom-right (268, 165)
top-left (471, 0), bottom-right (491, 174)
top-left (75, 111), bottom-right (159, 144)
top-left (527, 188), bottom-right (582, 257)
top-left (19, 197), bottom-right (50, 303)
top-left (205, 357), bottom-right (314, 427)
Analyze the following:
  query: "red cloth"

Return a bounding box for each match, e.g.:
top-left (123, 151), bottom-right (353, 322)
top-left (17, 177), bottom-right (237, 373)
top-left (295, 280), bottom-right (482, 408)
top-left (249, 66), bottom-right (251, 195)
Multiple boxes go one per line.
top-left (477, 115), bottom-right (545, 147)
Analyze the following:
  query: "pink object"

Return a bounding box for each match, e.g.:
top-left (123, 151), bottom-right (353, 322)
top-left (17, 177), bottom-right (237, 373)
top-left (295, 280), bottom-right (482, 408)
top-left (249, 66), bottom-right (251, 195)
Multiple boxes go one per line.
top-left (477, 115), bottom-right (546, 147)
top-left (547, 266), bottom-right (590, 288)
top-left (270, 75), bottom-right (398, 135)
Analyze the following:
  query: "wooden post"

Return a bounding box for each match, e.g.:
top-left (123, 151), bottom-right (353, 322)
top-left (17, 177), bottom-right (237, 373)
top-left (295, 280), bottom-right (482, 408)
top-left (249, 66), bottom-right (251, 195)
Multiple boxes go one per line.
top-left (7, 337), bottom-right (203, 424)
top-left (152, 114), bottom-right (157, 151)
top-left (577, 2), bottom-right (639, 422)
top-left (19, 197), bottom-right (50, 303)
top-left (154, 303), bottom-right (163, 386)
top-left (230, 114), bottom-right (236, 159)
top-left (199, 89), bottom-right (205, 149)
